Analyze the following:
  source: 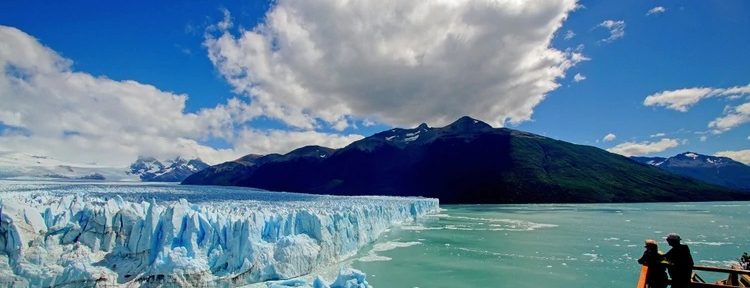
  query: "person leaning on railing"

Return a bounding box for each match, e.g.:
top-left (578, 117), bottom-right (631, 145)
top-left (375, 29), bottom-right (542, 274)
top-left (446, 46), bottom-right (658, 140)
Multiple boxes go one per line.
top-left (638, 239), bottom-right (668, 288)
top-left (663, 233), bottom-right (694, 288)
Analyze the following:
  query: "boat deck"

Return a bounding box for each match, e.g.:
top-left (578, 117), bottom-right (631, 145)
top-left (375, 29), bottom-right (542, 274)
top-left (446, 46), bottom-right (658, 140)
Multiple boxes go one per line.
top-left (636, 265), bottom-right (750, 288)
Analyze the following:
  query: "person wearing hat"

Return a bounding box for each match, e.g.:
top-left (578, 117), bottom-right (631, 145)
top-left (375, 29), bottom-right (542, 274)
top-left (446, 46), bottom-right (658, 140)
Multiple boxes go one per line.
top-left (663, 233), bottom-right (694, 288)
top-left (638, 239), bottom-right (668, 288)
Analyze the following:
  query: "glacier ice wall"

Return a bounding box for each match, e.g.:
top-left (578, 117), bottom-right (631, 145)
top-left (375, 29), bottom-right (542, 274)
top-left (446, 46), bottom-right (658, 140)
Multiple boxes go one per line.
top-left (0, 182), bottom-right (438, 287)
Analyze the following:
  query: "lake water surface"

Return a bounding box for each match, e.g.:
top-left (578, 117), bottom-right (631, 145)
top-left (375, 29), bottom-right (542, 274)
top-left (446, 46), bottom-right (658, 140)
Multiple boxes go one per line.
top-left (352, 202), bottom-right (750, 288)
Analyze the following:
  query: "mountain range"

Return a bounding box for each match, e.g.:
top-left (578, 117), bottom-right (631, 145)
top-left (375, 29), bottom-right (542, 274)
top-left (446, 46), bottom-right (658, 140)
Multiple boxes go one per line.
top-left (0, 151), bottom-right (136, 181)
top-left (128, 156), bottom-right (209, 182)
top-left (183, 116), bottom-right (749, 203)
top-left (632, 152), bottom-right (750, 191)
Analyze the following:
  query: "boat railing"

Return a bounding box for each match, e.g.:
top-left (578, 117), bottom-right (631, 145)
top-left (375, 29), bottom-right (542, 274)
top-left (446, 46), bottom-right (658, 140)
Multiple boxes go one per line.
top-left (636, 265), bottom-right (750, 288)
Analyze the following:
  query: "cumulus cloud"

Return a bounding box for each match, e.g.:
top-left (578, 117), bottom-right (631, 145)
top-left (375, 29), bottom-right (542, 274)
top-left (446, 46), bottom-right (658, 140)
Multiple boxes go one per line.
top-left (647, 6), bottom-right (666, 16)
top-left (597, 20), bottom-right (625, 43)
top-left (0, 26), bottom-right (362, 166)
top-left (708, 102), bottom-right (750, 133)
top-left (715, 150), bottom-right (750, 165)
top-left (573, 73), bottom-right (586, 82)
top-left (602, 133), bottom-right (616, 142)
top-left (643, 84), bottom-right (750, 134)
top-left (607, 138), bottom-right (680, 156)
top-left (233, 129), bottom-right (363, 156)
top-left (205, 0), bottom-right (582, 129)
top-left (643, 84), bottom-right (750, 112)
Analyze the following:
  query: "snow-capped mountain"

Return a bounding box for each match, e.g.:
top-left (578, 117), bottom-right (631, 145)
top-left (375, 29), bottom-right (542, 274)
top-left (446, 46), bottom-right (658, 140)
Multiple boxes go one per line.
top-left (128, 156), bottom-right (208, 182)
top-left (632, 152), bottom-right (750, 191)
top-left (0, 151), bottom-right (135, 181)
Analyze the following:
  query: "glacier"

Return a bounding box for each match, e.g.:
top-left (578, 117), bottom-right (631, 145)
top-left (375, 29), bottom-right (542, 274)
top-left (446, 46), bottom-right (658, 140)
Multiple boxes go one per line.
top-left (0, 151), bottom-right (137, 181)
top-left (0, 181), bottom-right (438, 287)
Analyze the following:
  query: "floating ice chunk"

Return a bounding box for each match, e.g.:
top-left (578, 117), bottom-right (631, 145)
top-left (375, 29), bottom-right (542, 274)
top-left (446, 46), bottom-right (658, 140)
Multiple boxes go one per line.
top-left (269, 278), bottom-right (311, 288)
top-left (358, 253), bottom-right (392, 262)
top-left (358, 240), bottom-right (421, 262)
top-left (267, 268), bottom-right (371, 288)
top-left (372, 241), bottom-right (421, 252)
top-left (329, 268), bottom-right (370, 288)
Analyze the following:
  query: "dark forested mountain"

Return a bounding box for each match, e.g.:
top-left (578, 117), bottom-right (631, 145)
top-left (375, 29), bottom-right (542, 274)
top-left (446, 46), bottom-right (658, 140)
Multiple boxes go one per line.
top-left (632, 152), bottom-right (750, 191)
top-left (184, 117), bottom-right (748, 203)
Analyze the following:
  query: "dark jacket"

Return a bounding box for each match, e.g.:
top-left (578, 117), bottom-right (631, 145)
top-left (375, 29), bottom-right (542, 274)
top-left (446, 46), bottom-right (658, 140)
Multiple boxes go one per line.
top-left (664, 244), bottom-right (694, 287)
top-left (638, 249), bottom-right (668, 288)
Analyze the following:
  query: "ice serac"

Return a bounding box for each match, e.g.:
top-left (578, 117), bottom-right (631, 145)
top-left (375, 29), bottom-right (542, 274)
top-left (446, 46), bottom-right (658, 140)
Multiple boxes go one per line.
top-left (0, 184), bottom-right (438, 287)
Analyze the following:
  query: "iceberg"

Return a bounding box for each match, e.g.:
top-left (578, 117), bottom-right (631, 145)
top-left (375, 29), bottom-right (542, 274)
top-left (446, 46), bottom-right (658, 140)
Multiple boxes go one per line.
top-left (267, 268), bottom-right (370, 288)
top-left (0, 181), bottom-right (438, 286)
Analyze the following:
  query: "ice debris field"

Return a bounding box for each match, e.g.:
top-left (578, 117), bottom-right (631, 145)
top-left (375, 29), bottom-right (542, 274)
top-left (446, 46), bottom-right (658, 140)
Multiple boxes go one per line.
top-left (0, 181), bottom-right (438, 287)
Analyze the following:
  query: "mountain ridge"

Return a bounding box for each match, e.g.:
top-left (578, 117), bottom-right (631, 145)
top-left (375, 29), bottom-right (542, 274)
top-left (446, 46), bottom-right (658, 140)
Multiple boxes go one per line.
top-left (631, 152), bottom-right (750, 191)
top-left (183, 117), bottom-right (749, 203)
top-left (129, 156), bottom-right (209, 182)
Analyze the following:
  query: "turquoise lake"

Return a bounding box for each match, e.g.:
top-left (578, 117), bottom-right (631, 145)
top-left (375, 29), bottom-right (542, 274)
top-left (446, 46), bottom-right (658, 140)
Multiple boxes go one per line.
top-left (351, 202), bottom-right (750, 288)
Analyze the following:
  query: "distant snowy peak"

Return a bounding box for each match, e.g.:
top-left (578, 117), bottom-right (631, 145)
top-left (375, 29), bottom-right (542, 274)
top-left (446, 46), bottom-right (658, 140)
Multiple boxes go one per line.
top-left (684, 152), bottom-right (700, 159)
top-left (354, 116), bottom-right (495, 151)
top-left (128, 156), bottom-right (208, 182)
top-left (666, 152), bottom-right (736, 168)
top-left (631, 152), bottom-right (750, 191)
top-left (129, 156), bottom-right (164, 175)
top-left (382, 123), bottom-right (431, 144)
top-left (633, 152), bottom-right (739, 168)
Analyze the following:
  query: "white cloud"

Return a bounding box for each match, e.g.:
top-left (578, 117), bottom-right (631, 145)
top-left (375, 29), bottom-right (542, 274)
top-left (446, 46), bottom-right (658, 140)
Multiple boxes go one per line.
top-left (233, 129), bottom-right (363, 156)
top-left (715, 150), bottom-right (750, 165)
top-left (650, 132), bottom-right (666, 138)
top-left (699, 135), bottom-right (708, 142)
top-left (205, 0), bottom-right (582, 129)
top-left (597, 20), bottom-right (625, 43)
top-left (0, 26), bottom-right (247, 164)
top-left (607, 138), bottom-right (680, 157)
top-left (602, 133), bottom-right (616, 142)
top-left (0, 25), bottom-right (362, 166)
top-left (708, 102), bottom-right (750, 133)
top-left (573, 73), bottom-right (586, 82)
top-left (643, 84), bottom-right (750, 112)
top-left (644, 88), bottom-right (713, 112)
top-left (647, 6), bottom-right (666, 16)
top-left (568, 45), bottom-right (590, 63)
top-left (564, 29), bottom-right (576, 40)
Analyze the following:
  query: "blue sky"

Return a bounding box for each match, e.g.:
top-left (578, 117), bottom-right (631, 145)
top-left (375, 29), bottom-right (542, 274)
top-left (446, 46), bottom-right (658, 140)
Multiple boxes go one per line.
top-left (0, 0), bottom-right (748, 165)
